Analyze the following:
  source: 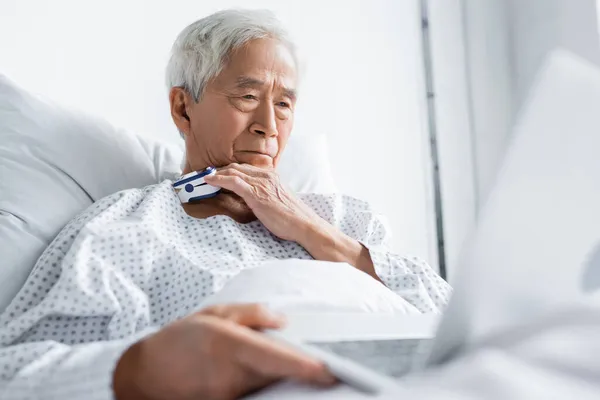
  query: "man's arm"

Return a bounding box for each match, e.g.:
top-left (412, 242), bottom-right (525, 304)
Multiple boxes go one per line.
top-left (1, 305), bottom-right (333, 400)
top-left (296, 219), bottom-right (383, 284)
top-left (1, 331), bottom-right (154, 400)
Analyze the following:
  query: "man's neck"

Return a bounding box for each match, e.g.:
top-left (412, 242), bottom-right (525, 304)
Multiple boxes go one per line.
top-left (181, 191), bottom-right (256, 224)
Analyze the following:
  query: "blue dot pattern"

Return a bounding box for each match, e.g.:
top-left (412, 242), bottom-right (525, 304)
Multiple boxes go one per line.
top-left (0, 181), bottom-right (451, 399)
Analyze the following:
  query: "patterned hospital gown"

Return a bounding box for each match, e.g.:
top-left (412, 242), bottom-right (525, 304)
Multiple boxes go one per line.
top-left (0, 181), bottom-right (451, 399)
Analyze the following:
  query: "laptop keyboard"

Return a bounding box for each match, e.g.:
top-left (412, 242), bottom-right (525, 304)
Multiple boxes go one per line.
top-left (308, 339), bottom-right (433, 379)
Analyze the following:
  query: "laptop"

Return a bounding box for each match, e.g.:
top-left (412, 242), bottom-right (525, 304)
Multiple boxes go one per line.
top-left (259, 49), bottom-right (600, 396)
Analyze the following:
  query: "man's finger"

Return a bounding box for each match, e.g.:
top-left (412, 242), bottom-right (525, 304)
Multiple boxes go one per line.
top-left (227, 365), bottom-right (281, 400)
top-left (206, 168), bottom-right (258, 189)
top-left (229, 325), bottom-right (336, 385)
top-left (204, 174), bottom-right (254, 199)
top-left (213, 167), bottom-right (268, 187)
top-left (207, 167), bottom-right (249, 181)
top-left (200, 303), bottom-right (286, 329)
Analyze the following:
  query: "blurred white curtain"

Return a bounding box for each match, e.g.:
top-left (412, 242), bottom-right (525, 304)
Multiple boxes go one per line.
top-left (426, 0), bottom-right (600, 279)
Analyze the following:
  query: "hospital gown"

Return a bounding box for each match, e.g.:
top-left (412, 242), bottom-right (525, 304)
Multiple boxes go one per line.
top-left (0, 181), bottom-right (451, 399)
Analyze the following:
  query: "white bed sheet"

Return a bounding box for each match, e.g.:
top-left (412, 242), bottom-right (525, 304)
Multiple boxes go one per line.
top-left (246, 380), bottom-right (400, 399)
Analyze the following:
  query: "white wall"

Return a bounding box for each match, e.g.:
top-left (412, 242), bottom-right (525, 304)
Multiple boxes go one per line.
top-left (0, 0), bottom-right (438, 266)
top-left (427, 0), bottom-right (477, 281)
top-left (427, 0), bottom-right (515, 280)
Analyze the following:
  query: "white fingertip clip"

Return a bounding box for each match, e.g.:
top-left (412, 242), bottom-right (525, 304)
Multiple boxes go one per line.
top-left (173, 167), bottom-right (221, 204)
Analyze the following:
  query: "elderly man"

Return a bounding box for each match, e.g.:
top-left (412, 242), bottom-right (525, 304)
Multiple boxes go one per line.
top-left (0, 9), bottom-right (450, 400)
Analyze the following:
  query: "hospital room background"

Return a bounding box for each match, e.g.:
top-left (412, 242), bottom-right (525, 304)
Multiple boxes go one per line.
top-left (1, 0), bottom-right (600, 397)
top-left (2, 0), bottom-right (600, 280)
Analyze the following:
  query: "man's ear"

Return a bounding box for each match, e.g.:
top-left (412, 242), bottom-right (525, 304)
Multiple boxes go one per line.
top-left (169, 87), bottom-right (193, 136)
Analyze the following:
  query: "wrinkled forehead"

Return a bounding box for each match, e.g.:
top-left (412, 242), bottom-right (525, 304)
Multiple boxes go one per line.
top-left (215, 38), bottom-right (298, 92)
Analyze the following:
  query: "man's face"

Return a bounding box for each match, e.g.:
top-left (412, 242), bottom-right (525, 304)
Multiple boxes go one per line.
top-left (172, 38), bottom-right (297, 171)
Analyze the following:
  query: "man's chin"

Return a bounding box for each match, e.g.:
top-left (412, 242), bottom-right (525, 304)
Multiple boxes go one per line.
top-left (233, 153), bottom-right (275, 169)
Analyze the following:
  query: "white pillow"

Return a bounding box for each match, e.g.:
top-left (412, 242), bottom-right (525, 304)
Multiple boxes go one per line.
top-left (0, 74), bottom-right (336, 312)
top-left (277, 133), bottom-right (337, 194)
top-left (200, 259), bottom-right (418, 314)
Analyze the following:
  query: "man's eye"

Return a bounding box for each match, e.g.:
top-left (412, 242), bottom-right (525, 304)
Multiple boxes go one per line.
top-left (242, 95), bottom-right (257, 100)
top-left (277, 101), bottom-right (290, 108)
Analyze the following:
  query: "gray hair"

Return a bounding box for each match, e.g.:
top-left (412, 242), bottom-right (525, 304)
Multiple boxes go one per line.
top-left (166, 9), bottom-right (298, 103)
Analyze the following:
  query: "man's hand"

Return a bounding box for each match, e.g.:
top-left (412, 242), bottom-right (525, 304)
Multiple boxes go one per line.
top-left (204, 164), bottom-right (381, 281)
top-left (113, 304), bottom-right (335, 400)
top-left (204, 163), bottom-right (321, 243)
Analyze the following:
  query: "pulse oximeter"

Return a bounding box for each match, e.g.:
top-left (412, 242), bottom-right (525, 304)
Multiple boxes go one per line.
top-left (173, 167), bottom-right (221, 203)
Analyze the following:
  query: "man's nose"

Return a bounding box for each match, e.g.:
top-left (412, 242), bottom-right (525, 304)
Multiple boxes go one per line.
top-left (250, 102), bottom-right (278, 137)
